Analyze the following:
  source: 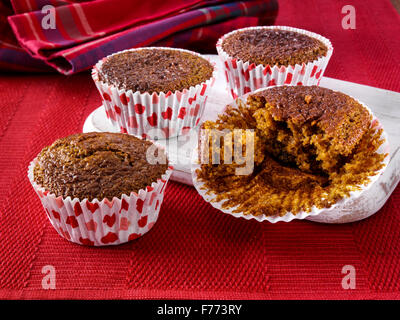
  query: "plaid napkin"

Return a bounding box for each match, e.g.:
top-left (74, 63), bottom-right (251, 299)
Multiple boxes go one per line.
top-left (1, 0), bottom-right (278, 74)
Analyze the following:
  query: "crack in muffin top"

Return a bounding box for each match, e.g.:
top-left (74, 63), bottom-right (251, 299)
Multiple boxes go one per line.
top-left (221, 29), bottom-right (328, 66)
top-left (98, 48), bottom-right (214, 94)
top-left (33, 132), bottom-right (168, 201)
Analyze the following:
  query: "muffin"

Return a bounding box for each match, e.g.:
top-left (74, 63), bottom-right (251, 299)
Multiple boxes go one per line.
top-left (216, 26), bottom-right (333, 98)
top-left (28, 132), bottom-right (173, 246)
top-left (92, 47), bottom-right (216, 139)
top-left (193, 86), bottom-right (389, 222)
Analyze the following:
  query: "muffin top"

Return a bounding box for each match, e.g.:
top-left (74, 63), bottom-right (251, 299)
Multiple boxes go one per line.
top-left (98, 48), bottom-right (214, 94)
top-left (221, 29), bottom-right (328, 66)
top-left (249, 85), bottom-right (370, 145)
top-left (33, 132), bottom-right (168, 201)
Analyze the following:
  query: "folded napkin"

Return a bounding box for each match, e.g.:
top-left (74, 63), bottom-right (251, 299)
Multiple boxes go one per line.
top-left (2, 0), bottom-right (278, 74)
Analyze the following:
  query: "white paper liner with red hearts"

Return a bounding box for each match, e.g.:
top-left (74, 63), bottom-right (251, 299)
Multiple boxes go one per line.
top-left (191, 87), bottom-right (390, 223)
top-left (92, 47), bottom-right (217, 140)
top-left (28, 159), bottom-right (173, 246)
top-left (216, 26), bottom-right (334, 98)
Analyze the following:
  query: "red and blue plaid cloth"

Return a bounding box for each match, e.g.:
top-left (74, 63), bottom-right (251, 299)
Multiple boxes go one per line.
top-left (1, 0), bottom-right (278, 74)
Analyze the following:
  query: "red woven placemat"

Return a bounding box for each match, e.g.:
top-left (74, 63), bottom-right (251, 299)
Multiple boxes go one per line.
top-left (1, 0), bottom-right (400, 299)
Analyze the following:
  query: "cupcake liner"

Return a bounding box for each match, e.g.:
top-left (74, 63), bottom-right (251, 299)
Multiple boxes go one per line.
top-left (92, 47), bottom-right (217, 140)
top-left (28, 157), bottom-right (173, 246)
top-left (216, 26), bottom-right (333, 98)
top-left (191, 87), bottom-right (390, 223)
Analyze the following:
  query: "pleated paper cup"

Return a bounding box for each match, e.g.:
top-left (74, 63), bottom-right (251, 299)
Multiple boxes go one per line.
top-left (92, 47), bottom-right (217, 140)
top-left (216, 26), bottom-right (333, 98)
top-left (28, 158), bottom-right (173, 246)
top-left (191, 88), bottom-right (390, 223)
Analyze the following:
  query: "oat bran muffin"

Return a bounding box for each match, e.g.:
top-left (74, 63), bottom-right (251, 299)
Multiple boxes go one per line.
top-left (93, 47), bottom-right (216, 139)
top-left (196, 86), bottom-right (387, 217)
top-left (98, 48), bottom-right (214, 94)
top-left (33, 132), bottom-right (168, 200)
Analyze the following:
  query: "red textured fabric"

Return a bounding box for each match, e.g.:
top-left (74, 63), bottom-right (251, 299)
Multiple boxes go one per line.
top-left (0, 0), bottom-right (400, 299)
top-left (4, 0), bottom-right (277, 74)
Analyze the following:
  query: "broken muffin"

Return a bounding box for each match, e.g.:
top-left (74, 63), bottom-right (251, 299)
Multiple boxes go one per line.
top-left (195, 86), bottom-right (387, 217)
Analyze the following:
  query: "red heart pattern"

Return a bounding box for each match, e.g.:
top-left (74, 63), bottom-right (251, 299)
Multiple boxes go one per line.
top-left (311, 65), bottom-right (318, 77)
top-left (181, 126), bottom-right (191, 135)
top-left (189, 104), bottom-right (200, 117)
top-left (101, 232), bottom-right (118, 244)
top-left (74, 202), bottom-right (83, 216)
top-left (225, 71), bottom-right (229, 82)
top-left (120, 198), bottom-right (129, 212)
top-left (134, 104), bottom-right (145, 114)
top-left (128, 233), bottom-right (142, 241)
top-left (119, 93), bottom-right (129, 105)
top-left (161, 107), bottom-right (173, 120)
top-left (86, 220), bottom-right (97, 232)
top-left (284, 73), bottom-right (293, 84)
top-left (79, 237), bottom-right (94, 246)
top-left (104, 199), bottom-right (113, 208)
top-left (188, 95), bottom-right (197, 105)
top-left (200, 84), bottom-right (207, 96)
top-left (138, 215), bottom-right (148, 228)
top-left (300, 64), bottom-right (306, 75)
top-left (147, 113), bottom-right (158, 126)
top-left (263, 65), bottom-right (272, 75)
top-left (128, 116), bottom-right (138, 128)
top-left (136, 198), bottom-right (144, 213)
top-left (66, 216), bottom-right (78, 228)
top-left (178, 107), bottom-right (186, 119)
top-left (161, 127), bottom-right (174, 138)
top-left (52, 210), bottom-right (60, 221)
top-left (241, 69), bottom-right (250, 81)
top-left (105, 109), bottom-right (116, 121)
top-left (120, 217), bottom-right (131, 231)
top-left (224, 61), bottom-right (230, 70)
top-left (152, 93), bottom-right (159, 104)
top-left (103, 213), bottom-right (116, 228)
top-left (55, 197), bottom-right (64, 208)
top-left (149, 192), bottom-right (157, 206)
top-left (86, 201), bottom-right (99, 213)
top-left (114, 105), bottom-right (121, 115)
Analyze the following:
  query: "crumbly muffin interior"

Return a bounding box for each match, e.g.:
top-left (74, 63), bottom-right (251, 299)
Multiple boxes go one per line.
top-left (33, 132), bottom-right (168, 201)
top-left (221, 29), bottom-right (328, 66)
top-left (196, 86), bottom-right (387, 217)
top-left (98, 49), bottom-right (214, 94)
